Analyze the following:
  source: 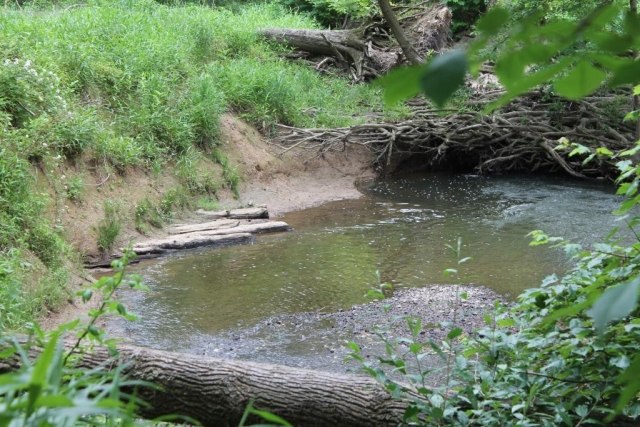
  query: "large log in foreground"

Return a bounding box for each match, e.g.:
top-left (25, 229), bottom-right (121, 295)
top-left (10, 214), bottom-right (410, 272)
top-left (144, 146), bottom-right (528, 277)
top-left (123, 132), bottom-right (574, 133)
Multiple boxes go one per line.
top-left (0, 343), bottom-right (406, 426)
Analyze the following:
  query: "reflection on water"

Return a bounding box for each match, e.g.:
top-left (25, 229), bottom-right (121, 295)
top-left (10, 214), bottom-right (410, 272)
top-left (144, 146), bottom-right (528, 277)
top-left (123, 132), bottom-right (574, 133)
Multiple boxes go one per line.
top-left (111, 173), bottom-right (619, 351)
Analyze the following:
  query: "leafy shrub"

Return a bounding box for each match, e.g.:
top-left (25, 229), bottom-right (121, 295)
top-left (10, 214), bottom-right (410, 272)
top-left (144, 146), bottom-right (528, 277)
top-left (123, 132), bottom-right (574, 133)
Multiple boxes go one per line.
top-left (446, 0), bottom-right (487, 34)
top-left (176, 148), bottom-right (221, 195)
top-left (185, 73), bottom-right (226, 148)
top-left (134, 198), bottom-right (163, 234)
top-left (0, 252), bottom-right (150, 426)
top-left (96, 201), bottom-right (121, 254)
top-left (159, 188), bottom-right (190, 218)
top-left (65, 176), bottom-right (84, 201)
top-left (276, 0), bottom-right (366, 27)
top-left (96, 135), bottom-right (144, 172)
top-left (196, 196), bottom-right (220, 211)
top-left (0, 57), bottom-right (67, 128)
top-left (25, 222), bottom-right (67, 269)
top-left (51, 108), bottom-right (100, 159)
top-left (212, 148), bottom-right (240, 197)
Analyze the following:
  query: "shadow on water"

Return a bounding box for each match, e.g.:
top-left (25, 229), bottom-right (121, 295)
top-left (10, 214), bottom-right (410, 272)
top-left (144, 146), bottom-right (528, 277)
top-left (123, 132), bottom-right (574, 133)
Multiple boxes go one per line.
top-left (109, 172), bottom-right (620, 364)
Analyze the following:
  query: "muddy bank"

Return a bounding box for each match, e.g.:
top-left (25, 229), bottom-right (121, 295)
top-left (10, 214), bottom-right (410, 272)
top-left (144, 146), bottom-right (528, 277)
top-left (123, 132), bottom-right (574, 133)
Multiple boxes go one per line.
top-left (139, 284), bottom-right (502, 378)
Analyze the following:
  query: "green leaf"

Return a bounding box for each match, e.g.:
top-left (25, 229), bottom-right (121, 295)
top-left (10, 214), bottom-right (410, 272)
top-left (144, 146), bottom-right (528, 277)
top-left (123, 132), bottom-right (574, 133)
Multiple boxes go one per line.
top-left (116, 303), bottom-right (127, 316)
top-left (587, 276), bottom-right (640, 332)
top-left (476, 7), bottom-right (509, 37)
top-left (377, 65), bottom-right (423, 106)
top-left (610, 60), bottom-right (640, 87)
top-left (585, 3), bottom-right (620, 31)
top-left (28, 333), bottom-right (61, 415)
top-left (81, 289), bottom-right (93, 303)
top-left (248, 408), bottom-right (293, 427)
top-left (447, 327), bottom-right (463, 340)
top-left (554, 60), bottom-right (606, 100)
top-left (34, 394), bottom-right (74, 408)
top-left (634, 85), bottom-right (640, 96)
top-left (596, 147), bottom-right (613, 157)
top-left (614, 355), bottom-right (640, 415)
top-left (420, 50), bottom-right (468, 108)
top-left (488, 58), bottom-right (572, 111)
top-left (0, 347), bottom-right (16, 359)
top-left (497, 318), bottom-right (516, 327)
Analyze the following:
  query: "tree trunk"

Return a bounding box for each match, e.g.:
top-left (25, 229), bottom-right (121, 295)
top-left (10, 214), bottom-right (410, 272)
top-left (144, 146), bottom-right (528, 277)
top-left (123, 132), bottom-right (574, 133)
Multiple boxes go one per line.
top-left (376, 0), bottom-right (422, 64)
top-left (260, 5), bottom-right (451, 80)
top-left (0, 343), bottom-right (406, 426)
top-left (631, 0), bottom-right (640, 141)
top-left (260, 28), bottom-right (400, 79)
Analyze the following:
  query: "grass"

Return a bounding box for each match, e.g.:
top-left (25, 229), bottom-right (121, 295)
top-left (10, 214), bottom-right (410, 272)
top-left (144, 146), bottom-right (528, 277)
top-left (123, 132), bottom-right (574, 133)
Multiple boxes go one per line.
top-left (196, 197), bottom-right (220, 211)
top-left (96, 201), bottom-right (122, 254)
top-left (0, 0), bottom-right (403, 329)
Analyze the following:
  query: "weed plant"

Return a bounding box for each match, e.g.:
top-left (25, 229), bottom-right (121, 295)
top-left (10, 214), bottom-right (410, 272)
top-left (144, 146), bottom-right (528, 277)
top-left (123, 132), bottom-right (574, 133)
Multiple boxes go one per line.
top-left (95, 201), bottom-right (121, 254)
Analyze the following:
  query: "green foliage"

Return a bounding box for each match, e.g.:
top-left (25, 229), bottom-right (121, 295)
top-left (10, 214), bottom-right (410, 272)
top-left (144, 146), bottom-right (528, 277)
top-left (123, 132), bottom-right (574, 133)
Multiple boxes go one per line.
top-left (196, 196), bottom-right (220, 211)
top-left (496, 0), bottom-right (622, 23)
top-left (134, 198), bottom-right (163, 234)
top-left (96, 201), bottom-right (121, 254)
top-left (382, 3), bottom-right (640, 110)
top-left (369, 1), bottom-right (640, 422)
top-left (275, 0), bottom-right (372, 27)
top-left (0, 252), bottom-right (150, 426)
top-left (159, 188), bottom-right (190, 219)
top-left (446, 0), bottom-right (487, 34)
top-left (177, 147), bottom-right (221, 195)
top-left (239, 399), bottom-right (293, 427)
top-left (212, 148), bottom-right (240, 198)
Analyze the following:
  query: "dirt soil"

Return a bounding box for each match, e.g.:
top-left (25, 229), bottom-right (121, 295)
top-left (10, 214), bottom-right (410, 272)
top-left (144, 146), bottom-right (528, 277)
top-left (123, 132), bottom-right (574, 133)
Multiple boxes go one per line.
top-left (44, 114), bottom-right (375, 328)
top-left (218, 114), bottom-right (376, 217)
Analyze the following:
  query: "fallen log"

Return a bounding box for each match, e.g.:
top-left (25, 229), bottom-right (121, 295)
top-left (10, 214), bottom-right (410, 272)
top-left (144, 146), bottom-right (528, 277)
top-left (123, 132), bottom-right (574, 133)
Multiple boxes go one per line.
top-left (132, 232), bottom-right (255, 256)
top-left (260, 28), bottom-right (399, 79)
top-left (0, 342), bottom-right (406, 426)
top-left (195, 206), bottom-right (269, 220)
top-left (260, 5), bottom-right (451, 80)
top-left (131, 221), bottom-right (291, 255)
top-left (169, 219), bottom-right (240, 235)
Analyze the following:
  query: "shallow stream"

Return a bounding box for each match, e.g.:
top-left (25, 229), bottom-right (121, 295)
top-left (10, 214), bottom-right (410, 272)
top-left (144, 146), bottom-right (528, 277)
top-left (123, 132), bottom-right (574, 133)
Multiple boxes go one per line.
top-left (110, 173), bottom-right (621, 367)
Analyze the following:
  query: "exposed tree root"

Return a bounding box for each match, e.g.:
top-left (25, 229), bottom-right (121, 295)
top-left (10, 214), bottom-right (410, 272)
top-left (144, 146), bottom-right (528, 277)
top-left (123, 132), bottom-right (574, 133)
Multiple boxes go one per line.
top-left (260, 5), bottom-right (452, 81)
top-left (273, 88), bottom-right (634, 180)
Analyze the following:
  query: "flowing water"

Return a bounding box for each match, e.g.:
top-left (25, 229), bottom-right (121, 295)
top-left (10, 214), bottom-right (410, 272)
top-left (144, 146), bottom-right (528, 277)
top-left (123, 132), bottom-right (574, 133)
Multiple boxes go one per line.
top-left (110, 173), bottom-right (620, 361)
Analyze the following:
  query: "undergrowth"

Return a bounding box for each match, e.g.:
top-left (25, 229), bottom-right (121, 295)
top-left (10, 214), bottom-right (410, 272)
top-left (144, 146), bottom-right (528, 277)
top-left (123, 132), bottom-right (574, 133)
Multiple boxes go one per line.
top-left (0, 0), bottom-right (400, 330)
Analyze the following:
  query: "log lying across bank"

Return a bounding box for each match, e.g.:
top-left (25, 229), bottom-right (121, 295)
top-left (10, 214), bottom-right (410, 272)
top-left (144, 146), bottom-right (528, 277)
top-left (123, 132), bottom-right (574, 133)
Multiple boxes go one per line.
top-left (260, 5), bottom-right (452, 80)
top-left (0, 343), bottom-right (406, 426)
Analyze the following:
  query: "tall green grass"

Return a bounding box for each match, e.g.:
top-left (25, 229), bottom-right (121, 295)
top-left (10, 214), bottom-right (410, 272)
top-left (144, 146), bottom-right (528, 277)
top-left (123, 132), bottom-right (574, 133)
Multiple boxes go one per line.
top-left (0, 0), bottom-right (399, 329)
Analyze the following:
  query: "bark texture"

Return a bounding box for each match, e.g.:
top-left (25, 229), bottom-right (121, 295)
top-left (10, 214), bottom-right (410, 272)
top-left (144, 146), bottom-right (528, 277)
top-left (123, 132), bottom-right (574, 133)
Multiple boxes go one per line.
top-left (0, 343), bottom-right (406, 426)
top-left (260, 28), bottom-right (399, 79)
top-left (376, 0), bottom-right (422, 64)
top-left (260, 5), bottom-right (451, 80)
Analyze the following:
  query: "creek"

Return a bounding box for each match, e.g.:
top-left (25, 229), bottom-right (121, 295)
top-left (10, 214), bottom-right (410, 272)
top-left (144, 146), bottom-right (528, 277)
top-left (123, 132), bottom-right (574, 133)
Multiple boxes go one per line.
top-left (109, 173), bottom-right (621, 369)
